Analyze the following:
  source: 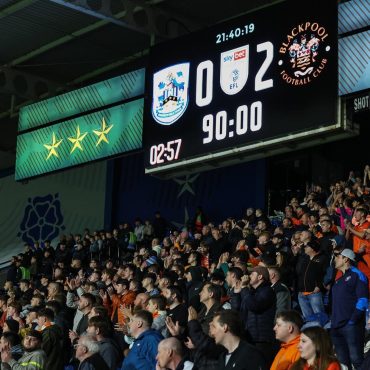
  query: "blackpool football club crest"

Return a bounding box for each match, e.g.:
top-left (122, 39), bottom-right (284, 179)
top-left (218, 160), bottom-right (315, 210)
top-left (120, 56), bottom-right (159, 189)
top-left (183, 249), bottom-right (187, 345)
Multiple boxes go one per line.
top-left (278, 22), bottom-right (332, 86)
top-left (152, 63), bottom-right (190, 125)
top-left (220, 45), bottom-right (249, 95)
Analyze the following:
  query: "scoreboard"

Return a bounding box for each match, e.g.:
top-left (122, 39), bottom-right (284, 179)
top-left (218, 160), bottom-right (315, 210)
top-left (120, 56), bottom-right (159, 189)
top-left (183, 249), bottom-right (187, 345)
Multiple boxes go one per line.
top-left (143, 0), bottom-right (338, 174)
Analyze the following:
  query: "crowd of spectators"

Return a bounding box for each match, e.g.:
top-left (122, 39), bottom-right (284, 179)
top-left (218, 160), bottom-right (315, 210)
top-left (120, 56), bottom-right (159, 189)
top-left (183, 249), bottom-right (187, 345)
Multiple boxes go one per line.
top-left (0, 166), bottom-right (370, 370)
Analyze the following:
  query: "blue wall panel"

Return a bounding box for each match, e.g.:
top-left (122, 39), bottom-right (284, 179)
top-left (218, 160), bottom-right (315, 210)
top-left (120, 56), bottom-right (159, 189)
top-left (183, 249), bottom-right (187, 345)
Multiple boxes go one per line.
top-left (112, 152), bottom-right (266, 228)
top-left (339, 30), bottom-right (370, 95)
top-left (338, 0), bottom-right (370, 35)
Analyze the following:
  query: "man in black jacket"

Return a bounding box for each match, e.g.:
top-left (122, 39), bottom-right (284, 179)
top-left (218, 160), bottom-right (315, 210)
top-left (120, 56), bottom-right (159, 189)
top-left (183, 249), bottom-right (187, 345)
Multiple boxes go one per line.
top-left (209, 228), bottom-right (229, 265)
top-left (209, 310), bottom-right (267, 370)
top-left (197, 283), bottom-right (223, 334)
top-left (233, 265), bottom-right (276, 366)
top-left (19, 279), bottom-right (34, 306)
top-left (184, 266), bottom-right (203, 311)
top-left (296, 241), bottom-right (328, 326)
top-left (37, 308), bottom-right (64, 370)
top-left (318, 219), bottom-right (337, 255)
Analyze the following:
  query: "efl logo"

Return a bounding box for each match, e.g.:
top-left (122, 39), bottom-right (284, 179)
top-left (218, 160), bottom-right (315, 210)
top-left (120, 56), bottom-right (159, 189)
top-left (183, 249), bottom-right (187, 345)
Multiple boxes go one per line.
top-left (220, 45), bottom-right (249, 95)
top-left (234, 50), bottom-right (246, 60)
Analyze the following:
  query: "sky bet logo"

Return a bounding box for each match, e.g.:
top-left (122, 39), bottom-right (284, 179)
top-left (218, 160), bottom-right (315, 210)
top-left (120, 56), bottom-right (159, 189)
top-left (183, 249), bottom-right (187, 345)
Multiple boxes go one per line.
top-left (234, 50), bottom-right (246, 60)
top-left (223, 49), bottom-right (247, 63)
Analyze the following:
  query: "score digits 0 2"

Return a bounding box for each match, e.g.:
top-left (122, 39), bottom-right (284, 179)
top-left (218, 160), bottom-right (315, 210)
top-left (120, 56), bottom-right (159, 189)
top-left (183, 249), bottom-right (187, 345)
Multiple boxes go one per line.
top-left (149, 39), bottom-right (273, 162)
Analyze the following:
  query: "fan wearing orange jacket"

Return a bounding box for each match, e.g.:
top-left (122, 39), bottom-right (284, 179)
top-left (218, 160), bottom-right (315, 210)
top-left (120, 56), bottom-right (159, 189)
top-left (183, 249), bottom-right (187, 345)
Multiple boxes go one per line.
top-left (271, 310), bottom-right (303, 370)
top-left (102, 278), bottom-right (136, 326)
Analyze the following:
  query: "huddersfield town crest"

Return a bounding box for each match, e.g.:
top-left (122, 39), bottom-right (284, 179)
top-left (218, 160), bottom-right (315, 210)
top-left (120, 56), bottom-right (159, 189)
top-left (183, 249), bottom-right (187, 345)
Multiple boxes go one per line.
top-left (220, 45), bottom-right (249, 95)
top-left (152, 63), bottom-right (190, 125)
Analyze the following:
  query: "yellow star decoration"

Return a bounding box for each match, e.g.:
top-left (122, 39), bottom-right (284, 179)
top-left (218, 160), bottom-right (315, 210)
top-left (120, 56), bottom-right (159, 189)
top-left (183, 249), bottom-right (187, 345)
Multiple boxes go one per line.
top-left (68, 125), bottom-right (88, 153)
top-left (93, 117), bottom-right (114, 146)
top-left (43, 133), bottom-right (63, 160)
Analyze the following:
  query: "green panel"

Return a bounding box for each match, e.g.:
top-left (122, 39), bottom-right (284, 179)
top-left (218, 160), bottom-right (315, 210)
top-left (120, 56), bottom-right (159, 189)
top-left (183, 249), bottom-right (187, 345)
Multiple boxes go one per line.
top-left (18, 68), bottom-right (145, 132)
top-left (15, 99), bottom-right (143, 181)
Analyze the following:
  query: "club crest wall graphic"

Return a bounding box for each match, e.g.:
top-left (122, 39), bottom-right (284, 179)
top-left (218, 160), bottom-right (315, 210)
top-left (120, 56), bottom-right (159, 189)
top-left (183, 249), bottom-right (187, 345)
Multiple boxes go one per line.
top-left (18, 194), bottom-right (65, 245)
top-left (152, 63), bottom-right (190, 125)
top-left (220, 45), bottom-right (249, 95)
top-left (278, 22), bottom-right (332, 86)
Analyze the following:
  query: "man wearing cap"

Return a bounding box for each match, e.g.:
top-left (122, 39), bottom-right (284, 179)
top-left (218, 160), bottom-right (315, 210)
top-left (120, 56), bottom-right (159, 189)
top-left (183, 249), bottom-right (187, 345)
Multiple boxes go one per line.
top-left (233, 265), bottom-right (276, 366)
top-left (1, 330), bottom-right (46, 370)
top-left (330, 248), bottom-right (369, 370)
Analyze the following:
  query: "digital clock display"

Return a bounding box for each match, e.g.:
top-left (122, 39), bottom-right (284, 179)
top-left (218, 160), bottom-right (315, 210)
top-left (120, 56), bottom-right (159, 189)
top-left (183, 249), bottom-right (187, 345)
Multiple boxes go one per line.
top-left (143, 0), bottom-right (337, 172)
top-left (216, 24), bottom-right (255, 44)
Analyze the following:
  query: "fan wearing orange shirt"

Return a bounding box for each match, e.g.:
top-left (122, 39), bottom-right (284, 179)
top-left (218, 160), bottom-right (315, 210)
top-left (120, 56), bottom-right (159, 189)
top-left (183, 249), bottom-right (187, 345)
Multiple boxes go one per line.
top-left (271, 310), bottom-right (303, 370)
top-left (344, 208), bottom-right (370, 289)
top-left (345, 208), bottom-right (370, 254)
top-left (102, 278), bottom-right (136, 326)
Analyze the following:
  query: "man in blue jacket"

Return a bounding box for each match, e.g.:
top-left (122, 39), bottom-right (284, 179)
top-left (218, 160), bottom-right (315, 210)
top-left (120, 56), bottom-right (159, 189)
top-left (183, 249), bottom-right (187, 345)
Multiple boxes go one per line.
top-left (330, 248), bottom-right (369, 370)
top-left (122, 310), bottom-right (163, 370)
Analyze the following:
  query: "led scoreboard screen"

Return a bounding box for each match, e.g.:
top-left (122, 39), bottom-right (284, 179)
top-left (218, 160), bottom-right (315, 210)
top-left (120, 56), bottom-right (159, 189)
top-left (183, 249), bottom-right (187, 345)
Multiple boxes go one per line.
top-left (143, 0), bottom-right (338, 173)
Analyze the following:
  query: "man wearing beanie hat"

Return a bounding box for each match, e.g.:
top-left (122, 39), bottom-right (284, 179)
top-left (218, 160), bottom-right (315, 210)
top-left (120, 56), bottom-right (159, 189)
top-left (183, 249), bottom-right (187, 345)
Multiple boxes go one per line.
top-left (296, 241), bottom-right (328, 327)
top-left (1, 330), bottom-right (46, 370)
top-left (3, 319), bottom-right (19, 334)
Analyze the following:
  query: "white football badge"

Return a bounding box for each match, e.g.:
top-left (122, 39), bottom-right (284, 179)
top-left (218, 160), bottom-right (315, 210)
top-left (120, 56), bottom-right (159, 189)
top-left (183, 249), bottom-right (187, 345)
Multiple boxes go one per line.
top-left (220, 45), bottom-right (249, 95)
top-left (152, 63), bottom-right (190, 125)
